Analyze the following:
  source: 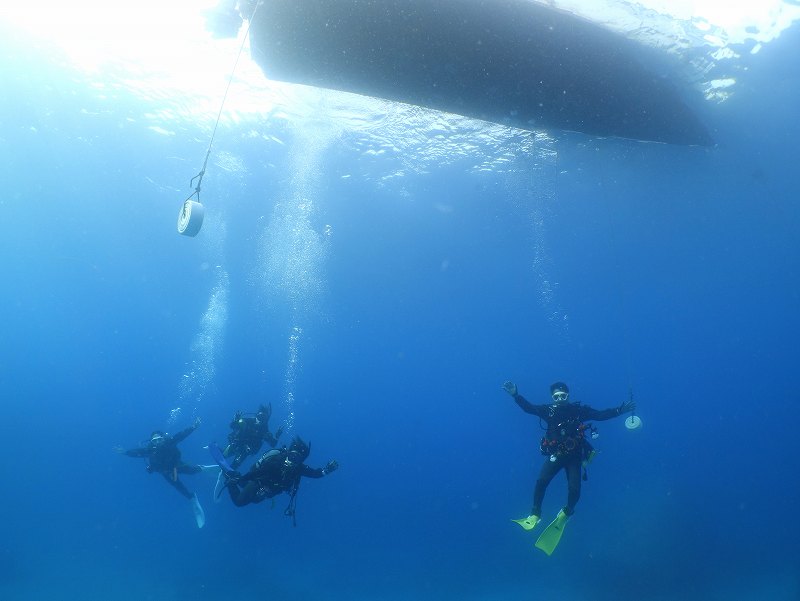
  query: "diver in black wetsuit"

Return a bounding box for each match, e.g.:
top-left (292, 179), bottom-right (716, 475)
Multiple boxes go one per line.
top-left (223, 403), bottom-right (283, 469)
top-left (117, 417), bottom-right (211, 500)
top-left (502, 381), bottom-right (635, 528)
top-left (222, 436), bottom-right (338, 523)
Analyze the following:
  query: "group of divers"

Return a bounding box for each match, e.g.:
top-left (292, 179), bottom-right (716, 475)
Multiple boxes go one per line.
top-left (117, 380), bottom-right (635, 555)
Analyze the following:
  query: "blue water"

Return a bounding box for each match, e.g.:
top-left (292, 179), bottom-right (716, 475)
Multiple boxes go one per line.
top-left (1, 10), bottom-right (799, 601)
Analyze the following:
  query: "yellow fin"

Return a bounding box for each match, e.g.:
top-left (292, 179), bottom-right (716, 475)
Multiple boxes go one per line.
top-left (511, 515), bottom-right (541, 531)
top-left (535, 510), bottom-right (569, 555)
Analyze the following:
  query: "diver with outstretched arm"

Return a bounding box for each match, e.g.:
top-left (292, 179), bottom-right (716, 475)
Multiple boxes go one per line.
top-left (116, 417), bottom-right (216, 528)
top-left (503, 381), bottom-right (635, 554)
top-left (216, 435), bottom-right (338, 524)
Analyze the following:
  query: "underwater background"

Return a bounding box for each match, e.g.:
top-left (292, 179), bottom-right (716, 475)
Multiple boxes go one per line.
top-left (1, 2), bottom-right (798, 600)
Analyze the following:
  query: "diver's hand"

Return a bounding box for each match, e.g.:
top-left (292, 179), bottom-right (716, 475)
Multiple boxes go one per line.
top-left (193, 416), bottom-right (202, 428)
top-left (113, 445), bottom-right (125, 454)
top-left (502, 381), bottom-right (517, 396)
top-left (619, 400), bottom-right (636, 414)
top-left (274, 425), bottom-right (284, 440)
top-left (322, 460), bottom-right (339, 475)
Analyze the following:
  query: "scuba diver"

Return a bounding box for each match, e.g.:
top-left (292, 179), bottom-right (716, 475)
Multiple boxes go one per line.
top-left (116, 417), bottom-right (214, 528)
top-left (502, 380), bottom-right (635, 554)
top-left (223, 403), bottom-right (283, 469)
top-left (217, 435), bottom-right (338, 524)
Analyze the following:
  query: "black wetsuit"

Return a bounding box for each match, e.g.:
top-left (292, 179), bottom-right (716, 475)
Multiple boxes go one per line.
top-left (224, 408), bottom-right (280, 469)
top-left (227, 448), bottom-right (325, 508)
top-left (124, 425), bottom-right (202, 499)
top-left (512, 393), bottom-right (624, 516)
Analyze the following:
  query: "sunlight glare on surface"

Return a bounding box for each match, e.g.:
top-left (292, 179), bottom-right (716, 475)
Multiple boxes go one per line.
top-left (546, 0), bottom-right (800, 46)
top-left (639, 0), bottom-right (800, 45)
top-left (0, 0), bottom-right (273, 121)
top-left (2, 0), bottom-right (223, 72)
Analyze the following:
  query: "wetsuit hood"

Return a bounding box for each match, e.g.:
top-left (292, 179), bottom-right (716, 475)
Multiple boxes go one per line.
top-left (288, 436), bottom-right (310, 463)
top-left (550, 381), bottom-right (569, 404)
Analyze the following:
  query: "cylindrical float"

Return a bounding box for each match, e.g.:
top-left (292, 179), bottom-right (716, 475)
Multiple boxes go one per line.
top-left (624, 415), bottom-right (643, 431)
top-left (177, 200), bottom-right (204, 237)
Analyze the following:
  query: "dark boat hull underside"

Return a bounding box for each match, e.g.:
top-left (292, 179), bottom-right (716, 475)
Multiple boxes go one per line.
top-left (246, 0), bottom-right (712, 145)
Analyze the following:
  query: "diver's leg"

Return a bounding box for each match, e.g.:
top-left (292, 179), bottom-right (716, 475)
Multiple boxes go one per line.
top-left (161, 472), bottom-right (193, 499)
top-left (564, 457), bottom-right (582, 516)
top-left (225, 445), bottom-right (245, 469)
top-left (532, 460), bottom-right (560, 516)
top-left (177, 463), bottom-right (203, 475)
top-left (228, 481), bottom-right (259, 507)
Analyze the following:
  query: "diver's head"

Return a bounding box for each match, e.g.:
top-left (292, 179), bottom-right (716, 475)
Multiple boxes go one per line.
top-left (286, 436), bottom-right (310, 465)
top-left (150, 431), bottom-right (166, 444)
top-left (550, 382), bottom-right (570, 404)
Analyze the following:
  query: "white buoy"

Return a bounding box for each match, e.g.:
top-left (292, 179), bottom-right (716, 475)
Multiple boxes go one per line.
top-left (177, 200), bottom-right (204, 237)
top-left (625, 415), bottom-right (642, 431)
